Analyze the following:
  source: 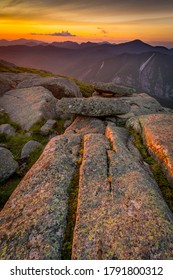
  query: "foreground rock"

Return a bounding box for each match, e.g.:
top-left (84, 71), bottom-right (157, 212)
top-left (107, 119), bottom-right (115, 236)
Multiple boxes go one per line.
top-left (0, 124), bottom-right (16, 136)
top-left (17, 76), bottom-right (82, 99)
top-left (1, 115), bottom-right (173, 260)
top-left (127, 114), bottom-right (173, 185)
top-left (21, 140), bottom-right (43, 159)
top-left (93, 82), bottom-right (136, 96)
top-left (0, 86), bottom-right (57, 130)
top-left (72, 123), bottom-right (173, 259)
top-left (0, 147), bottom-right (18, 182)
top-left (57, 97), bottom-right (130, 117)
top-left (0, 133), bottom-right (81, 259)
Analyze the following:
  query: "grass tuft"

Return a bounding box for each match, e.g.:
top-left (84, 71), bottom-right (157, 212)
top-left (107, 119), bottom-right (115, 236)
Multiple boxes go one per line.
top-left (0, 113), bottom-right (21, 131)
top-left (0, 174), bottom-right (22, 210)
top-left (61, 142), bottom-right (84, 259)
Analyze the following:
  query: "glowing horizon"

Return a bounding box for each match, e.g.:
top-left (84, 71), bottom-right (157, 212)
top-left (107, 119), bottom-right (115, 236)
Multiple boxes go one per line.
top-left (1, 0), bottom-right (173, 47)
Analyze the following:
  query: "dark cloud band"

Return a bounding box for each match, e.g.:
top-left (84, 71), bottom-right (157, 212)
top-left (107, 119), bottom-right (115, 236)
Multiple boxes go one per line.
top-left (3, 0), bottom-right (173, 14)
top-left (30, 31), bottom-right (76, 37)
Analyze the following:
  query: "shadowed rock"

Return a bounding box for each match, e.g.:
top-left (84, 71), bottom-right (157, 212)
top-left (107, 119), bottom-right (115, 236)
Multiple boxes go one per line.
top-left (17, 76), bottom-right (82, 99)
top-left (0, 72), bottom-right (40, 84)
top-left (94, 82), bottom-right (136, 96)
top-left (0, 77), bottom-right (14, 97)
top-left (0, 86), bottom-right (57, 130)
top-left (0, 147), bottom-right (18, 182)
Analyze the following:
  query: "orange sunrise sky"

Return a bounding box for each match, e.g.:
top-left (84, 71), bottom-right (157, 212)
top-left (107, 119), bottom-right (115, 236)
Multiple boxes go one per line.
top-left (0, 0), bottom-right (173, 47)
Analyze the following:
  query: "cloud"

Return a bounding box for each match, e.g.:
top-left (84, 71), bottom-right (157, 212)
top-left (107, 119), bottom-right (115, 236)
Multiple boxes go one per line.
top-left (3, 0), bottom-right (23, 7)
top-left (30, 31), bottom-right (76, 37)
top-left (3, 0), bottom-right (173, 15)
top-left (97, 27), bottom-right (108, 34)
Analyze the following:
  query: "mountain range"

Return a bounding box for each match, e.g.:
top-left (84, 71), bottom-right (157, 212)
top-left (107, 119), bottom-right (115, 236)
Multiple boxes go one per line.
top-left (0, 38), bottom-right (173, 107)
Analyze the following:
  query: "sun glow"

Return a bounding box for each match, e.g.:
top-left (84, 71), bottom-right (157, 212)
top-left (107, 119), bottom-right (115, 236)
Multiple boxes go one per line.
top-left (0, 0), bottom-right (173, 45)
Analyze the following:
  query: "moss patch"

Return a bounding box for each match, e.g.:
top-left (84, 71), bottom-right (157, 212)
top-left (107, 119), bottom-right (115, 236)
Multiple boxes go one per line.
top-left (129, 128), bottom-right (173, 212)
top-left (0, 113), bottom-right (21, 131)
top-left (61, 143), bottom-right (83, 259)
top-left (0, 174), bottom-right (21, 210)
top-left (0, 118), bottom-right (49, 210)
top-left (0, 63), bottom-right (53, 77)
top-left (29, 120), bottom-right (49, 145)
top-left (27, 146), bottom-right (44, 170)
top-left (72, 79), bottom-right (94, 98)
top-left (54, 119), bottom-right (66, 135)
top-left (0, 134), bottom-right (32, 160)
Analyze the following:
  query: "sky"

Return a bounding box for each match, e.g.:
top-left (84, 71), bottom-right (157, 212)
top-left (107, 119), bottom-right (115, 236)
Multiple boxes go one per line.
top-left (0, 0), bottom-right (173, 47)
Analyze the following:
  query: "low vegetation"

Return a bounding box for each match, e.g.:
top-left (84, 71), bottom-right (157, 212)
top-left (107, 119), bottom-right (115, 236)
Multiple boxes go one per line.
top-left (0, 62), bottom-right (94, 98)
top-left (130, 128), bottom-right (173, 212)
top-left (0, 113), bottom-right (21, 131)
top-left (0, 62), bottom-right (53, 77)
top-left (0, 174), bottom-right (21, 209)
top-left (61, 142), bottom-right (84, 259)
top-left (72, 79), bottom-right (94, 98)
top-left (0, 117), bottom-right (48, 209)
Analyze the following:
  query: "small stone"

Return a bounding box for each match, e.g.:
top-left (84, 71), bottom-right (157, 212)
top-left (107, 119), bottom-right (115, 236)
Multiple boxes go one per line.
top-left (0, 124), bottom-right (16, 136)
top-left (40, 119), bottom-right (56, 136)
top-left (21, 140), bottom-right (43, 159)
top-left (93, 82), bottom-right (136, 96)
top-left (25, 132), bottom-right (32, 137)
top-left (0, 147), bottom-right (18, 182)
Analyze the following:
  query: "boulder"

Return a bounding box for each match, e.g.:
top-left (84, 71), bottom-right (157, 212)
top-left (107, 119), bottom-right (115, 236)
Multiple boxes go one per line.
top-left (21, 140), bottom-right (43, 159)
top-left (0, 147), bottom-right (18, 182)
top-left (0, 108), bottom-right (5, 115)
top-left (17, 76), bottom-right (82, 99)
top-left (0, 86), bottom-right (57, 130)
top-left (0, 124), bottom-right (16, 136)
top-left (119, 93), bottom-right (165, 116)
top-left (0, 72), bottom-right (40, 84)
top-left (127, 114), bottom-right (173, 185)
top-left (57, 97), bottom-right (130, 117)
top-left (93, 82), bottom-right (136, 96)
top-left (40, 119), bottom-right (56, 136)
top-left (0, 77), bottom-right (14, 97)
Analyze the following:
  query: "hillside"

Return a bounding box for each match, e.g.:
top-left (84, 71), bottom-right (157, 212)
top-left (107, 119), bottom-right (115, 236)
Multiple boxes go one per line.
top-left (0, 40), bottom-right (173, 107)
